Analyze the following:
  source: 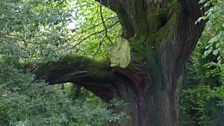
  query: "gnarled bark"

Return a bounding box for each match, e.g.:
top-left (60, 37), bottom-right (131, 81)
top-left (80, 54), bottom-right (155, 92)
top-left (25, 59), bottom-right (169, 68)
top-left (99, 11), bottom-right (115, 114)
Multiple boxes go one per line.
top-left (33, 0), bottom-right (206, 126)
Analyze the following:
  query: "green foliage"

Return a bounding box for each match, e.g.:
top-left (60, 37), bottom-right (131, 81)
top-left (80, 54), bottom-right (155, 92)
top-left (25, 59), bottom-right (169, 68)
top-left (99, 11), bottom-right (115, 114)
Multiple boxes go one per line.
top-left (181, 85), bottom-right (224, 126)
top-left (67, 0), bottom-right (121, 60)
top-left (0, 0), bottom-right (73, 62)
top-left (0, 0), bottom-right (127, 125)
top-left (0, 63), bottom-right (128, 126)
top-left (181, 1), bottom-right (224, 125)
top-left (1, 0), bottom-right (224, 125)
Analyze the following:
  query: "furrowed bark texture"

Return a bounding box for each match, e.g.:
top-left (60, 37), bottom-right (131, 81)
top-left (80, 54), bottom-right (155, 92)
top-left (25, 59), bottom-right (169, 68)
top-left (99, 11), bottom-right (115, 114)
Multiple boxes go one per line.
top-left (34, 0), bottom-right (206, 126)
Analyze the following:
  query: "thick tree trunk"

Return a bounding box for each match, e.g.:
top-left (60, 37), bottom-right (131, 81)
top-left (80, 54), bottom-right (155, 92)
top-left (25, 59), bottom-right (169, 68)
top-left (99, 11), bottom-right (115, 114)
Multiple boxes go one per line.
top-left (113, 81), bottom-right (181, 126)
top-left (111, 66), bottom-right (181, 126)
top-left (110, 37), bottom-right (183, 126)
top-left (106, 0), bottom-right (206, 125)
top-left (33, 0), bottom-right (207, 126)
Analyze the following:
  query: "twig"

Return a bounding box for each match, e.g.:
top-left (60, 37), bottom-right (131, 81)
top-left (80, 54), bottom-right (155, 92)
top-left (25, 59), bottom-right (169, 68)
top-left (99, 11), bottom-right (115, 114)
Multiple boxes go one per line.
top-left (79, 16), bottom-right (117, 33)
top-left (92, 36), bottom-right (106, 57)
top-left (67, 21), bottom-right (118, 50)
top-left (100, 0), bottom-right (113, 45)
top-left (91, 0), bottom-right (114, 57)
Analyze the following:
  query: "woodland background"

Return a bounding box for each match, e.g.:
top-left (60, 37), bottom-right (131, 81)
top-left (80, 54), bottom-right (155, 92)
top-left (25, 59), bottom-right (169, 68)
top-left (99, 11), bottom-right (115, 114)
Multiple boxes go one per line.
top-left (0, 0), bottom-right (224, 126)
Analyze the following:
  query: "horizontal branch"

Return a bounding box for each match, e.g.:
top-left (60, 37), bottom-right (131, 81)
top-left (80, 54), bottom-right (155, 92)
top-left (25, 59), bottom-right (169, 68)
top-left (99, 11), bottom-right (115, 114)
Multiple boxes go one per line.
top-left (32, 55), bottom-right (119, 100)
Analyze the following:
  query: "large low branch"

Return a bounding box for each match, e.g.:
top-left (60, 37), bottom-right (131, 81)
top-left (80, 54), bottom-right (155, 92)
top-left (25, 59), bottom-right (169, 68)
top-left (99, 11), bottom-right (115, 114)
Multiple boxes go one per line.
top-left (32, 55), bottom-right (119, 101)
top-left (31, 55), bottom-right (151, 101)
